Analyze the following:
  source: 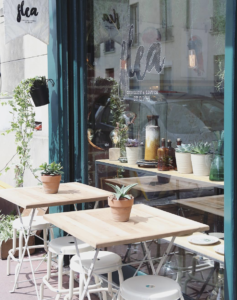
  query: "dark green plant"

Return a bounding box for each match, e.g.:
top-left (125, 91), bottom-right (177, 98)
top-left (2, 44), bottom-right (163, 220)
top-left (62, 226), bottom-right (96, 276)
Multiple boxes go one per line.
top-left (106, 183), bottom-right (138, 200)
top-left (0, 212), bottom-right (19, 245)
top-left (38, 162), bottom-right (64, 176)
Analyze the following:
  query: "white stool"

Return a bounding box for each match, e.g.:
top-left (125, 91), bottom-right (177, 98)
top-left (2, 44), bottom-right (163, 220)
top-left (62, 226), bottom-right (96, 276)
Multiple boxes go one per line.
top-left (120, 275), bottom-right (184, 300)
top-left (7, 216), bottom-right (53, 282)
top-left (65, 251), bottom-right (124, 300)
top-left (40, 236), bottom-right (93, 300)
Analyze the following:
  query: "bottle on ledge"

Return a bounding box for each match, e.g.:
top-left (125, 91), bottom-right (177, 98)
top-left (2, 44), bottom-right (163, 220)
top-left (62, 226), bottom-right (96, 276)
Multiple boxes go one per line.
top-left (167, 140), bottom-right (176, 170)
top-left (157, 138), bottom-right (169, 171)
top-left (176, 138), bottom-right (182, 147)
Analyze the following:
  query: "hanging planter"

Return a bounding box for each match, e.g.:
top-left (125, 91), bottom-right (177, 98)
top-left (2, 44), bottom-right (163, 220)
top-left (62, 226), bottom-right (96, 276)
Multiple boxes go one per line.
top-left (30, 77), bottom-right (54, 107)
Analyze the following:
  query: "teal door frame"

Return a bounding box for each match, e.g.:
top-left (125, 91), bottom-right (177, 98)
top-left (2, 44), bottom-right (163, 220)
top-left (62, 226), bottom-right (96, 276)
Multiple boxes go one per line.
top-left (48, 0), bottom-right (237, 297)
top-left (224, 0), bottom-right (237, 298)
top-left (47, 0), bottom-right (88, 237)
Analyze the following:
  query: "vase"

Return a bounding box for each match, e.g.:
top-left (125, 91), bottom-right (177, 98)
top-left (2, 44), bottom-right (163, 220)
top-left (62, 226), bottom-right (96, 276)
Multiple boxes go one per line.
top-left (191, 154), bottom-right (212, 176)
top-left (126, 147), bottom-right (141, 164)
top-left (145, 115), bottom-right (160, 161)
top-left (175, 152), bottom-right (193, 174)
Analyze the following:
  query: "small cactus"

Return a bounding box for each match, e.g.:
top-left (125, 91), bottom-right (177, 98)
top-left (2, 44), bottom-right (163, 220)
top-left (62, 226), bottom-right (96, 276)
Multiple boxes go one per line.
top-left (106, 183), bottom-right (138, 200)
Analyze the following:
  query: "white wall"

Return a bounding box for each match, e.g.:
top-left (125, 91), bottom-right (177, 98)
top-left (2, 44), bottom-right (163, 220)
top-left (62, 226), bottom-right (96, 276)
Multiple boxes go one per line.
top-left (0, 2), bottom-right (48, 187)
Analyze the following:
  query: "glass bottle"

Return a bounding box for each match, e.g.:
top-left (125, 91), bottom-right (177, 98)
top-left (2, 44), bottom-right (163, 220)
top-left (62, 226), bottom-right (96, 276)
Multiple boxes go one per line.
top-left (207, 268), bottom-right (224, 300)
top-left (209, 140), bottom-right (224, 181)
top-left (176, 138), bottom-right (182, 147)
top-left (157, 138), bottom-right (169, 171)
top-left (167, 140), bottom-right (176, 170)
top-left (145, 115), bottom-right (160, 161)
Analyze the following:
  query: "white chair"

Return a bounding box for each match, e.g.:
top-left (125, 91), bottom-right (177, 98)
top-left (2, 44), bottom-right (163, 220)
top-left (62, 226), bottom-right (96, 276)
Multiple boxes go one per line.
top-left (7, 215), bottom-right (53, 285)
top-left (65, 251), bottom-right (124, 300)
top-left (40, 236), bottom-right (93, 300)
top-left (120, 275), bottom-right (184, 300)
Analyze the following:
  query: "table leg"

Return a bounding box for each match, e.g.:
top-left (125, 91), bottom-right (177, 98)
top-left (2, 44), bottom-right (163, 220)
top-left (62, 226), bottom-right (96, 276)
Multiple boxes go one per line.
top-left (73, 237), bottom-right (99, 300)
top-left (156, 237), bottom-right (176, 275)
top-left (11, 207), bottom-right (40, 300)
top-left (143, 242), bottom-right (156, 275)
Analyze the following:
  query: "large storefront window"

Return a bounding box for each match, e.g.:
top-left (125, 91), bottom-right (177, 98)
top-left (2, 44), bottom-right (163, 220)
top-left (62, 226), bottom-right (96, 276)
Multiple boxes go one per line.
top-left (86, 1), bottom-right (225, 298)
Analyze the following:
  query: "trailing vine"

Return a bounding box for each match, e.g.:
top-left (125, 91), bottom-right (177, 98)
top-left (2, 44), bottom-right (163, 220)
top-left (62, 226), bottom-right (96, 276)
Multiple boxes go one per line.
top-left (0, 77), bottom-right (43, 187)
top-left (109, 79), bottom-right (128, 157)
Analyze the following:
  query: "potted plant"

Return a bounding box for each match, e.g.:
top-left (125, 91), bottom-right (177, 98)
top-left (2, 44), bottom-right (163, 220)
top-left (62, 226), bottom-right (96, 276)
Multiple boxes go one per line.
top-left (175, 144), bottom-right (193, 174)
top-left (30, 77), bottom-right (54, 107)
top-left (125, 139), bottom-right (141, 164)
top-left (0, 213), bottom-right (34, 260)
top-left (38, 162), bottom-right (64, 194)
top-left (106, 183), bottom-right (138, 222)
top-left (190, 142), bottom-right (212, 176)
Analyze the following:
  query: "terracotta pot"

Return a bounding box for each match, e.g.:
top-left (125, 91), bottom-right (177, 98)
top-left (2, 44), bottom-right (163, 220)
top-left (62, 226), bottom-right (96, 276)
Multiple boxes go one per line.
top-left (108, 195), bottom-right (134, 222)
top-left (41, 175), bottom-right (61, 194)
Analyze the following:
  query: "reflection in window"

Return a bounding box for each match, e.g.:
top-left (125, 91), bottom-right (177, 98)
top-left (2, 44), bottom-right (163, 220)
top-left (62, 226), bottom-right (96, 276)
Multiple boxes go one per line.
top-left (105, 68), bottom-right (114, 79)
top-left (130, 3), bottom-right (139, 45)
top-left (160, 0), bottom-right (173, 41)
top-left (104, 39), bottom-right (115, 53)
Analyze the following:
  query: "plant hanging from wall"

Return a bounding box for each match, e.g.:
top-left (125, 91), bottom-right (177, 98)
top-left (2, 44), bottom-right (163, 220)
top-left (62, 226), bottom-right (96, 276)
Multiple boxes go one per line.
top-left (0, 77), bottom-right (44, 187)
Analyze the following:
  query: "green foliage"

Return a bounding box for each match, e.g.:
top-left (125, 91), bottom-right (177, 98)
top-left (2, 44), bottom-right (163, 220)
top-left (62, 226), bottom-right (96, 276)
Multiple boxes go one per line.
top-left (109, 78), bottom-right (128, 156)
top-left (0, 212), bottom-right (19, 245)
top-left (37, 162), bottom-right (64, 176)
top-left (191, 142), bottom-right (212, 155)
top-left (0, 77), bottom-right (45, 187)
top-left (175, 144), bottom-right (192, 153)
top-left (106, 183), bottom-right (138, 200)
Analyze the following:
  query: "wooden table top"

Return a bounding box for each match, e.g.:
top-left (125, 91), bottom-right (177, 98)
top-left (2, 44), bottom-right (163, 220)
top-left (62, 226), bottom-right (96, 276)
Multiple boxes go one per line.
top-left (106, 176), bottom-right (213, 193)
top-left (96, 160), bottom-right (224, 188)
top-left (0, 182), bottom-right (112, 209)
top-left (163, 232), bottom-right (224, 263)
top-left (44, 204), bottom-right (209, 248)
top-left (173, 195), bottom-right (224, 217)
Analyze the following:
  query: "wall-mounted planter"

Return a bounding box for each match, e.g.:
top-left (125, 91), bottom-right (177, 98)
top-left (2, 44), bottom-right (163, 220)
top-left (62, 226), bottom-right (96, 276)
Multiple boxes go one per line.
top-left (191, 154), bottom-right (212, 176)
top-left (175, 152), bottom-right (193, 174)
top-left (30, 81), bottom-right (49, 107)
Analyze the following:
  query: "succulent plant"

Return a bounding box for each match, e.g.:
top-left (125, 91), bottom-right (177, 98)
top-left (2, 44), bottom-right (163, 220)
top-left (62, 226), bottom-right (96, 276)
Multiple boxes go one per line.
top-left (175, 144), bottom-right (192, 153)
top-left (38, 162), bottom-right (64, 176)
top-left (106, 183), bottom-right (138, 200)
top-left (191, 142), bottom-right (211, 155)
top-left (125, 139), bottom-right (140, 147)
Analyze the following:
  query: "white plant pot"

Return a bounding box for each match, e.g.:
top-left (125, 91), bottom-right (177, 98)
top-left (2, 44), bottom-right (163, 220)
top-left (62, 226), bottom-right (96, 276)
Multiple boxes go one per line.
top-left (191, 154), bottom-right (212, 176)
top-left (126, 147), bottom-right (141, 165)
top-left (109, 148), bottom-right (120, 161)
top-left (175, 152), bottom-right (193, 174)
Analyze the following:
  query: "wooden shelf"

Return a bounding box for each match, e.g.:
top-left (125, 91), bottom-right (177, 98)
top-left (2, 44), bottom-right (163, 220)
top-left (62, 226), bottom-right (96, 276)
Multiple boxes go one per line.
top-left (96, 160), bottom-right (224, 189)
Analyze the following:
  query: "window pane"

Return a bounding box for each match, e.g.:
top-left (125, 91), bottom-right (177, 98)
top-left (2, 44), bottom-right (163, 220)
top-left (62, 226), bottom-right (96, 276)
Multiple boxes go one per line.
top-left (86, 1), bottom-right (225, 298)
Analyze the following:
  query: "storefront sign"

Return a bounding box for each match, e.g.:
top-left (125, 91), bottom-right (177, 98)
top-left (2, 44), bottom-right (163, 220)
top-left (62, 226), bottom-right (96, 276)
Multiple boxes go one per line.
top-left (3, 0), bottom-right (49, 44)
top-left (119, 25), bottom-right (165, 92)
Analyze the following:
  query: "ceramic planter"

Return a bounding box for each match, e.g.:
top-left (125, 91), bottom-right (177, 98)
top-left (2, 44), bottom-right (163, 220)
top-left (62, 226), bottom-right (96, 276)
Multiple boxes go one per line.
top-left (41, 175), bottom-right (61, 194)
top-left (191, 154), bottom-right (212, 176)
top-left (126, 147), bottom-right (141, 164)
top-left (175, 152), bottom-right (193, 174)
top-left (109, 148), bottom-right (120, 161)
top-left (108, 195), bottom-right (134, 222)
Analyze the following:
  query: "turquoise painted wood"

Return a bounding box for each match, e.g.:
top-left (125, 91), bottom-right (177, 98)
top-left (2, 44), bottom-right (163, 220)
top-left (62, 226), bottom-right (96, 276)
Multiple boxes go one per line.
top-left (224, 0), bottom-right (237, 298)
top-left (48, 0), bottom-right (71, 237)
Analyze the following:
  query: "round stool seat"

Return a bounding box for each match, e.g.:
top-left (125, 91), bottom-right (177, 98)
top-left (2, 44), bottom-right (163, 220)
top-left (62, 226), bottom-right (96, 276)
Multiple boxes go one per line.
top-left (49, 236), bottom-right (93, 255)
top-left (13, 216), bottom-right (51, 231)
top-left (70, 251), bottom-right (122, 274)
top-left (121, 275), bottom-right (183, 300)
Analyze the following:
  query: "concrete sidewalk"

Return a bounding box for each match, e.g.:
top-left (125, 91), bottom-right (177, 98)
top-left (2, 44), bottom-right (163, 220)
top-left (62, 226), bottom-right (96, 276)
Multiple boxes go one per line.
top-left (0, 251), bottom-right (99, 300)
